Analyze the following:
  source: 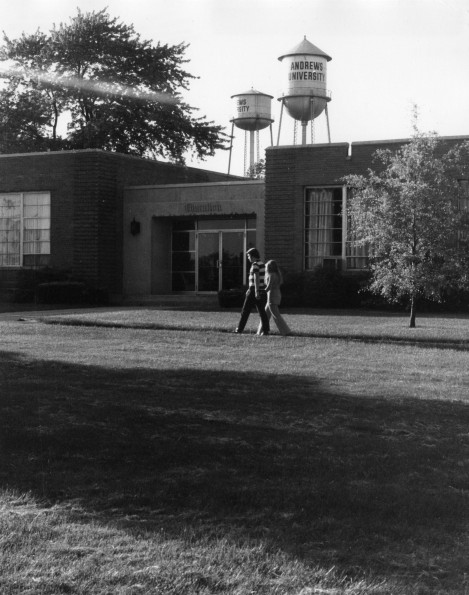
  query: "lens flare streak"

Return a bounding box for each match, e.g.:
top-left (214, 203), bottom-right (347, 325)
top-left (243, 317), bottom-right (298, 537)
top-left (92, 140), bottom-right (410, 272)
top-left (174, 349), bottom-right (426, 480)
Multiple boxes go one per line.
top-left (0, 65), bottom-right (179, 105)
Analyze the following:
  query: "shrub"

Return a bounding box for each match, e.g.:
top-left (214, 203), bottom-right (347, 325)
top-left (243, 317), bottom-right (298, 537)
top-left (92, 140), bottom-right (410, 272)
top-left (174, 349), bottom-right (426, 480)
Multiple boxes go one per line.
top-left (36, 281), bottom-right (87, 304)
top-left (218, 288), bottom-right (246, 308)
top-left (8, 267), bottom-right (109, 306)
top-left (282, 268), bottom-right (367, 308)
top-left (13, 268), bottom-right (70, 303)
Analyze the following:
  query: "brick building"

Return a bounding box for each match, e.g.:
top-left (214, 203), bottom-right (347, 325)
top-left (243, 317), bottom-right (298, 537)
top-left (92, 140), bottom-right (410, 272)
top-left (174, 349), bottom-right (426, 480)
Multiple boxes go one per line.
top-left (0, 136), bottom-right (467, 303)
top-left (0, 149), bottom-right (243, 302)
top-left (265, 137), bottom-right (469, 276)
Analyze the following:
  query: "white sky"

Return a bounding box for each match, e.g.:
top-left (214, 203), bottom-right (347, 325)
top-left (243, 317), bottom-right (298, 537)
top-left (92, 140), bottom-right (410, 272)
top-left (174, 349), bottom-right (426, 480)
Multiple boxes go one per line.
top-left (1, 0), bottom-right (468, 176)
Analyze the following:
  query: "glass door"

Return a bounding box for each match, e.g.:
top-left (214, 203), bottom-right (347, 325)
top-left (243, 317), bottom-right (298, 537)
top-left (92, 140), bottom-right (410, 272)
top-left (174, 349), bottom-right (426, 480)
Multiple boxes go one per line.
top-left (221, 231), bottom-right (244, 290)
top-left (197, 232), bottom-right (219, 292)
top-left (196, 230), bottom-right (246, 292)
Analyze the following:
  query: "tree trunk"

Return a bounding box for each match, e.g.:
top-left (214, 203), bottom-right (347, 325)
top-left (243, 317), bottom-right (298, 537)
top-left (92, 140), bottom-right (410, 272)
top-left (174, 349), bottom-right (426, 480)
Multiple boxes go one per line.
top-left (409, 295), bottom-right (417, 328)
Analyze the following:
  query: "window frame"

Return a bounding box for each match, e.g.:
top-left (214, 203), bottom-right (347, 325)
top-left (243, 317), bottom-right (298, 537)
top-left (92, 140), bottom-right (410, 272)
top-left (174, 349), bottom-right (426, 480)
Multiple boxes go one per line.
top-left (0, 191), bottom-right (51, 268)
top-left (304, 185), bottom-right (347, 271)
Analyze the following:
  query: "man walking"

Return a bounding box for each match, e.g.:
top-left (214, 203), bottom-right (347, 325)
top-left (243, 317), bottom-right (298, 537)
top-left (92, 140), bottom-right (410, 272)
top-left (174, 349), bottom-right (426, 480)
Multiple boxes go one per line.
top-left (234, 247), bottom-right (270, 335)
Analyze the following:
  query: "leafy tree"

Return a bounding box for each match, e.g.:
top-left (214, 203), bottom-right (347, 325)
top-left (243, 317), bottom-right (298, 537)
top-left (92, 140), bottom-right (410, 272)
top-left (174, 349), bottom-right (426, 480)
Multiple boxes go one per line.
top-left (344, 128), bottom-right (469, 327)
top-left (0, 8), bottom-right (227, 161)
top-left (246, 159), bottom-right (265, 179)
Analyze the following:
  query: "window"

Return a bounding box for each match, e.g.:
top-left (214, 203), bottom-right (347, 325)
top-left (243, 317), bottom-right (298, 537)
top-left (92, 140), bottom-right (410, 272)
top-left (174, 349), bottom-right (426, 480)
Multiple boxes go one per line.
top-left (305, 187), bottom-right (343, 270)
top-left (0, 192), bottom-right (50, 267)
top-left (171, 221), bottom-right (196, 291)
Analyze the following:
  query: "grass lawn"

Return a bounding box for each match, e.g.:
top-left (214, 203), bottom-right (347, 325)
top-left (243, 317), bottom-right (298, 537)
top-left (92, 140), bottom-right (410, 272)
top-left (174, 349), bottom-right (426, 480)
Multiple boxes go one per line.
top-left (1, 307), bottom-right (468, 594)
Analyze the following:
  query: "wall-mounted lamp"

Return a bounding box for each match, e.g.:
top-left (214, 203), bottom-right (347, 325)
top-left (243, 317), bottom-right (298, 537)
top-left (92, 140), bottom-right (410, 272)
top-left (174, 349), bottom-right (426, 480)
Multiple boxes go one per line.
top-left (130, 217), bottom-right (141, 235)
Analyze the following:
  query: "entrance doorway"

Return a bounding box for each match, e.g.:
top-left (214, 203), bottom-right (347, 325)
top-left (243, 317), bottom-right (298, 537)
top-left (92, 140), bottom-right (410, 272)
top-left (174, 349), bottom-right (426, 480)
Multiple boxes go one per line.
top-left (197, 231), bottom-right (245, 292)
top-left (171, 218), bottom-right (256, 293)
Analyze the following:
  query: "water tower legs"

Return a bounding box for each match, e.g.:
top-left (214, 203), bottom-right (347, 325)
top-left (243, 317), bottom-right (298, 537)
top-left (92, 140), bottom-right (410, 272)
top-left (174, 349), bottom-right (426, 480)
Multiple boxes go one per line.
top-left (325, 103), bottom-right (331, 143)
top-left (249, 131), bottom-right (255, 169)
top-left (227, 121), bottom-right (235, 175)
top-left (276, 101), bottom-right (284, 146)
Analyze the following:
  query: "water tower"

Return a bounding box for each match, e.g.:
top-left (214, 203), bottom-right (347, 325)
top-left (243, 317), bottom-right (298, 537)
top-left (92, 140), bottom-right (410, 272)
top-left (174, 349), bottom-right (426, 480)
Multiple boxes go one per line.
top-left (228, 88), bottom-right (274, 176)
top-left (277, 36), bottom-right (332, 145)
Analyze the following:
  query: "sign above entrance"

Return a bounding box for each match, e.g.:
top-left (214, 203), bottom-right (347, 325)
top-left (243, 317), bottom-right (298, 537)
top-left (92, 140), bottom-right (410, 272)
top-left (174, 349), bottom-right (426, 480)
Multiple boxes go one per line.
top-left (184, 202), bottom-right (222, 214)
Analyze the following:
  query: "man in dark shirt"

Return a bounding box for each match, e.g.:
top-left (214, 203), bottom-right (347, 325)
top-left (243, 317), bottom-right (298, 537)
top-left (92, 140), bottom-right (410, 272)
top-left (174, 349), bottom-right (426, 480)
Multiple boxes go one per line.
top-left (234, 247), bottom-right (270, 335)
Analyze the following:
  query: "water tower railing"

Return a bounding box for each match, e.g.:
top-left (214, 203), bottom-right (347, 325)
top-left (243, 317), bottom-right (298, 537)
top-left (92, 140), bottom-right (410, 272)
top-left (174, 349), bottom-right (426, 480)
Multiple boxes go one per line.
top-left (279, 89), bottom-right (332, 102)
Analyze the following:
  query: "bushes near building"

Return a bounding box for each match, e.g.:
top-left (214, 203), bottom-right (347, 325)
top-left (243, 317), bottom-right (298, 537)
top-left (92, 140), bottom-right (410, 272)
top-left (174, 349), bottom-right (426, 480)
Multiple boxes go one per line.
top-left (4, 268), bottom-right (109, 306)
top-left (281, 268), bottom-right (367, 309)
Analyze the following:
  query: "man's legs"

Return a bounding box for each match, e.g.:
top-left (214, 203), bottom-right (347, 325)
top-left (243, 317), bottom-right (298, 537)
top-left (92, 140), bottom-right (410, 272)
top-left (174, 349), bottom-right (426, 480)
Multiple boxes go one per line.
top-left (255, 291), bottom-right (270, 334)
top-left (236, 289), bottom-right (255, 333)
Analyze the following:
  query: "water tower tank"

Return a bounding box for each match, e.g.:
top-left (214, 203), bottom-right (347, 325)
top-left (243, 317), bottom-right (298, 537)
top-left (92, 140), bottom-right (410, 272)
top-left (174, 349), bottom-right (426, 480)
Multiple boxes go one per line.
top-left (278, 36), bottom-right (331, 123)
top-left (231, 88), bottom-right (274, 131)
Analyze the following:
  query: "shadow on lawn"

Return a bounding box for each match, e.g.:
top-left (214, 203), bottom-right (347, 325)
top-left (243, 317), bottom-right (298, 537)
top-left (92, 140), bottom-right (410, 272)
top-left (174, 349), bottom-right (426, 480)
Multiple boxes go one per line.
top-left (1, 350), bottom-right (468, 588)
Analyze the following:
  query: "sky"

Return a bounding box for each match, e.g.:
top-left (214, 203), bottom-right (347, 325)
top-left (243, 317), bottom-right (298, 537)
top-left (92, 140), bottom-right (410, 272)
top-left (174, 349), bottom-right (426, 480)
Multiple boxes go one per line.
top-left (1, 0), bottom-right (468, 176)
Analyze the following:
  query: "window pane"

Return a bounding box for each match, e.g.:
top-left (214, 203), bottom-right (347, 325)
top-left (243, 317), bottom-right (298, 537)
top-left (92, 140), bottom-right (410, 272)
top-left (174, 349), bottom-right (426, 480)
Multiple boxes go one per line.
top-left (24, 218), bottom-right (50, 230)
top-left (304, 187), bottom-right (343, 270)
top-left (0, 254), bottom-right (20, 266)
top-left (0, 195), bottom-right (21, 214)
top-left (172, 252), bottom-right (195, 272)
top-left (0, 219), bottom-right (20, 231)
top-left (24, 229), bottom-right (50, 242)
top-left (24, 193), bottom-right (50, 218)
top-left (172, 231), bottom-right (195, 252)
top-left (172, 219), bottom-right (195, 231)
top-left (23, 204), bottom-right (50, 218)
top-left (23, 192), bottom-right (50, 206)
top-left (198, 218), bottom-right (245, 230)
top-left (172, 272), bottom-right (195, 291)
top-left (24, 242), bottom-right (50, 255)
top-left (0, 191), bottom-right (50, 267)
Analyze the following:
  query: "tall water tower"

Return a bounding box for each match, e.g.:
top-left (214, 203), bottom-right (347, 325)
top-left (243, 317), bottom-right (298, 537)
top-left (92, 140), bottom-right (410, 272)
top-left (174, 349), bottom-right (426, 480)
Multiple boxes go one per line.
top-left (228, 88), bottom-right (274, 175)
top-left (277, 36), bottom-right (332, 145)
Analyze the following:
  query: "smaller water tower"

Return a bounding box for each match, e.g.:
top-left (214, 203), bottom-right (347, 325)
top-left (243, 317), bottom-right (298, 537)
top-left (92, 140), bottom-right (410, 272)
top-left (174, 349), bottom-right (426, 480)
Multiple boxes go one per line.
top-left (228, 88), bottom-right (274, 176)
top-left (277, 36), bottom-right (332, 145)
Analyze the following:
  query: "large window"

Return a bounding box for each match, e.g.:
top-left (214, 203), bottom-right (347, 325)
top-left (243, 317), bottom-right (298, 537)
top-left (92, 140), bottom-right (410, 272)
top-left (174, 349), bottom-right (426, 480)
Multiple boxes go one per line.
top-left (305, 187), bottom-right (343, 270)
top-left (0, 192), bottom-right (50, 267)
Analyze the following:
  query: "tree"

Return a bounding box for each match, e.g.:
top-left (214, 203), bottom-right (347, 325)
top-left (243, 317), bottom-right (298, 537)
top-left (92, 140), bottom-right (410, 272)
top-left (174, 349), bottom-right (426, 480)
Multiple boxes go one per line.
top-left (246, 159), bottom-right (265, 179)
top-left (0, 8), bottom-right (227, 162)
top-left (344, 127), bottom-right (469, 327)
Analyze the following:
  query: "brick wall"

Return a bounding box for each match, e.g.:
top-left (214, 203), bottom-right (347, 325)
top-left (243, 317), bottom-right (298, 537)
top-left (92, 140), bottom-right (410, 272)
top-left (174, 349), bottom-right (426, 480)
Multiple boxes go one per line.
top-left (265, 142), bottom-right (350, 272)
top-left (0, 149), bottom-right (242, 296)
top-left (265, 136), bottom-right (469, 275)
top-left (90, 152), bottom-right (242, 294)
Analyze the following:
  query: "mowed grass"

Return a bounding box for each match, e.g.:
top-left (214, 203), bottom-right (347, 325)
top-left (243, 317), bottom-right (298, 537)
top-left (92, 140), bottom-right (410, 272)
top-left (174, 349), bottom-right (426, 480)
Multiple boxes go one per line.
top-left (1, 308), bottom-right (469, 594)
top-left (38, 306), bottom-right (469, 345)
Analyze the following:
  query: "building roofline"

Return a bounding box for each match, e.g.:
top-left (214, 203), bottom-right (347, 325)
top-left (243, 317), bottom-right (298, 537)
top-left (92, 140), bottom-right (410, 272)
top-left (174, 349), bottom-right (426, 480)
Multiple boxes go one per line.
top-left (267, 135), bottom-right (469, 153)
top-left (125, 180), bottom-right (265, 191)
top-left (267, 142), bottom-right (349, 151)
top-left (351, 135), bottom-right (469, 146)
top-left (0, 148), bottom-right (244, 180)
top-left (0, 148), bottom-right (106, 159)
